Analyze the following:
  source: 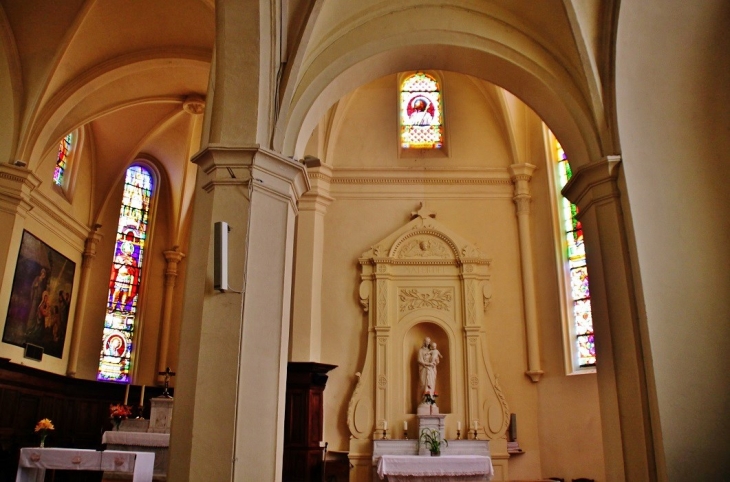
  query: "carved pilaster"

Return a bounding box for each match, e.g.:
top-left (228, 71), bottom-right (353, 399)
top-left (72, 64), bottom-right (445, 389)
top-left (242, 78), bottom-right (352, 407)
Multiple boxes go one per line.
top-left (67, 225), bottom-right (104, 377)
top-left (508, 163), bottom-right (543, 382)
top-left (157, 247), bottom-right (186, 383)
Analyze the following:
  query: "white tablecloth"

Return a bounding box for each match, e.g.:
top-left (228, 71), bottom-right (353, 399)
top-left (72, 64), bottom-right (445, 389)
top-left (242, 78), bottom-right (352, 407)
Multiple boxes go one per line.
top-left (102, 431), bottom-right (170, 447)
top-left (377, 455), bottom-right (493, 482)
top-left (16, 448), bottom-right (154, 482)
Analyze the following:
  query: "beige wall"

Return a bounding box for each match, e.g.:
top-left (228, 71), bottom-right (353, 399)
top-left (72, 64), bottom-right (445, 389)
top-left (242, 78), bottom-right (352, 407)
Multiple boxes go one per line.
top-left (306, 72), bottom-right (605, 480)
top-left (616, 1), bottom-right (730, 479)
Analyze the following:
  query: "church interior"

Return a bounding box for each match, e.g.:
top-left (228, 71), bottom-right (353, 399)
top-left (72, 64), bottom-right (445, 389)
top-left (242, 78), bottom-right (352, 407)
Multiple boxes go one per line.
top-left (0, 1), bottom-right (728, 481)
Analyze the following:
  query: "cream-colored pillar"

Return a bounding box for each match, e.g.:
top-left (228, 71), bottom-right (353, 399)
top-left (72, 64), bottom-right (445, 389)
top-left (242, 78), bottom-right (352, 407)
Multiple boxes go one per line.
top-left (66, 224), bottom-right (103, 377)
top-left (563, 157), bottom-right (658, 482)
top-left (156, 246), bottom-right (185, 383)
top-left (508, 163), bottom-right (543, 382)
top-left (290, 157), bottom-right (334, 362)
top-left (167, 1), bottom-right (308, 480)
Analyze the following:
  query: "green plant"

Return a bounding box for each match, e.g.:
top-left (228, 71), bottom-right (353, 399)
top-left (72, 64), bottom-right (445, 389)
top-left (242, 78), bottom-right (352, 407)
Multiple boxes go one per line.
top-left (419, 428), bottom-right (448, 455)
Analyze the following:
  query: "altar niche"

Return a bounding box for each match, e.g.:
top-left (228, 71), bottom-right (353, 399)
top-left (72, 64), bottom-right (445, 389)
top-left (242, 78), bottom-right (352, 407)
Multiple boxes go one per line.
top-left (407, 322), bottom-right (451, 414)
top-left (348, 204), bottom-right (510, 480)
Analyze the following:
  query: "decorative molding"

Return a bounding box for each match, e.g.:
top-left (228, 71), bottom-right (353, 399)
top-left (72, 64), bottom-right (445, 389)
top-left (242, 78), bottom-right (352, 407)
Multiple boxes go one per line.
top-left (332, 177), bottom-right (511, 185)
top-left (398, 288), bottom-right (453, 312)
top-left (391, 230), bottom-right (458, 259)
top-left (561, 156), bottom-right (622, 213)
top-left (359, 281), bottom-right (371, 312)
top-left (182, 95), bottom-right (205, 115)
top-left (397, 237), bottom-right (451, 259)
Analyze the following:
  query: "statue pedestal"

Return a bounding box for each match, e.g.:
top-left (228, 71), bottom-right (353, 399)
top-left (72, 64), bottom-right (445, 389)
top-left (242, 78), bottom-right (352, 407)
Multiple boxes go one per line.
top-left (416, 414), bottom-right (445, 455)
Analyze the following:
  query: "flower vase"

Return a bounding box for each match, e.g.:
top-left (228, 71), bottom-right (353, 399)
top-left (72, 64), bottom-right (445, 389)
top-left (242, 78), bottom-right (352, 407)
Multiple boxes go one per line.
top-left (40, 434), bottom-right (46, 448)
top-left (113, 418), bottom-right (122, 431)
top-left (430, 450), bottom-right (440, 457)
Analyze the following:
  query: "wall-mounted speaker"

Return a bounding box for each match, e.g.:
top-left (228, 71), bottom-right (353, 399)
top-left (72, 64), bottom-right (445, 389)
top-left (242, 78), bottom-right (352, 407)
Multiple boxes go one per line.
top-left (214, 221), bottom-right (229, 292)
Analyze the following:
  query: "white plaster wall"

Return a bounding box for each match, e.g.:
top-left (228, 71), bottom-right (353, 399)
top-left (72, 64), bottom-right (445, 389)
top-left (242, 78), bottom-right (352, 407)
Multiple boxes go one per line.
top-left (616, 1), bottom-right (730, 479)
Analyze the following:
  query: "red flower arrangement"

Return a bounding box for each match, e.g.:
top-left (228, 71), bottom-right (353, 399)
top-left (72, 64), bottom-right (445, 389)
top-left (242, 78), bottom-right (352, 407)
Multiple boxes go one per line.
top-left (109, 404), bottom-right (132, 430)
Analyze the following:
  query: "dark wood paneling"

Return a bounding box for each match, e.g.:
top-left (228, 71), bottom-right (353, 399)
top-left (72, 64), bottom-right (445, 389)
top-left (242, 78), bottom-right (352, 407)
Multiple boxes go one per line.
top-left (283, 362), bottom-right (336, 482)
top-left (0, 358), bottom-right (171, 482)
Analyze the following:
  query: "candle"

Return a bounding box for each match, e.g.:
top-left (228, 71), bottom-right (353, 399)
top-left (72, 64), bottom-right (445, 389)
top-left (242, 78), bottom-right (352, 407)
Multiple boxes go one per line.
top-left (473, 420), bottom-right (478, 430)
top-left (403, 421), bottom-right (408, 431)
top-left (139, 385), bottom-right (145, 406)
top-left (457, 421), bottom-right (461, 430)
top-left (383, 420), bottom-right (387, 431)
top-left (123, 384), bottom-right (129, 405)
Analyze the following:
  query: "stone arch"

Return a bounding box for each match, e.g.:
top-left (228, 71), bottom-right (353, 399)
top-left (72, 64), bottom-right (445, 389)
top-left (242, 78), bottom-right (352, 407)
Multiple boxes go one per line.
top-left (276, 18), bottom-right (603, 170)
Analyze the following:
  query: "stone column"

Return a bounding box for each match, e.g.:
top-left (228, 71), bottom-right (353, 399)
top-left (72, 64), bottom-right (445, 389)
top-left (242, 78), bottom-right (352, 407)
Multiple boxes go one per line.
top-left (169, 147), bottom-right (308, 482)
top-left (66, 224), bottom-right (103, 377)
top-left (168, 0), bottom-right (307, 480)
top-left (290, 157), bottom-right (334, 362)
top-left (156, 246), bottom-right (185, 383)
top-left (563, 157), bottom-right (657, 482)
top-left (508, 163), bottom-right (543, 382)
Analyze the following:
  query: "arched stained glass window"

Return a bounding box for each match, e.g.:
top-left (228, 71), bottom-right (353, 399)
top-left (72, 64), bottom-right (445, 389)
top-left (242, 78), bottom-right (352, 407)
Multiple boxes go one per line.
top-left (53, 133), bottom-right (73, 186)
top-left (98, 166), bottom-right (154, 383)
top-left (555, 139), bottom-right (596, 368)
top-left (400, 73), bottom-right (443, 149)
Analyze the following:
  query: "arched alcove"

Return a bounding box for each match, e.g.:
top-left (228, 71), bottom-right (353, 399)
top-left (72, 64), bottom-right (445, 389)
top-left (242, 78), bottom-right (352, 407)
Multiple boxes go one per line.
top-left (405, 321), bottom-right (451, 414)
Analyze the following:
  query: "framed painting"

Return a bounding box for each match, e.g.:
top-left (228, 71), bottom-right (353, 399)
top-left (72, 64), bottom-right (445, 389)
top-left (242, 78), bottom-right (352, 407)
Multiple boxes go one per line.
top-left (3, 230), bottom-right (76, 358)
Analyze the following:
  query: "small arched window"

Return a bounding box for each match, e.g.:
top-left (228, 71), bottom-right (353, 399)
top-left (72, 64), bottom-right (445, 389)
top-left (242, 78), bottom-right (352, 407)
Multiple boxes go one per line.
top-left (400, 72), bottom-right (443, 149)
top-left (53, 133), bottom-right (73, 187)
top-left (552, 136), bottom-right (596, 371)
top-left (97, 165), bottom-right (155, 383)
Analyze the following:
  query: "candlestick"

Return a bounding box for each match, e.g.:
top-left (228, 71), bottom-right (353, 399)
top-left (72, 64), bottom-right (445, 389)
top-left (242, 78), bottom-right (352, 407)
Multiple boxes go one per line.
top-left (139, 385), bottom-right (145, 407)
top-left (123, 384), bottom-right (129, 405)
top-left (509, 413), bottom-right (517, 441)
top-left (456, 429), bottom-right (462, 440)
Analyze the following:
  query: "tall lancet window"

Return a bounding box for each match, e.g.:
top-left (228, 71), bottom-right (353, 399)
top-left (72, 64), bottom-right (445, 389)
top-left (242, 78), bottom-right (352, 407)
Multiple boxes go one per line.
top-left (554, 138), bottom-right (596, 369)
top-left (400, 72), bottom-right (443, 149)
top-left (53, 133), bottom-right (73, 186)
top-left (98, 166), bottom-right (154, 382)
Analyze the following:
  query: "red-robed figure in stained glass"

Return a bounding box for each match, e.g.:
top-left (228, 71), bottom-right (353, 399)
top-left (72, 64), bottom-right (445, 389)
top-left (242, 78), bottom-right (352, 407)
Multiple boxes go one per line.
top-left (108, 231), bottom-right (140, 313)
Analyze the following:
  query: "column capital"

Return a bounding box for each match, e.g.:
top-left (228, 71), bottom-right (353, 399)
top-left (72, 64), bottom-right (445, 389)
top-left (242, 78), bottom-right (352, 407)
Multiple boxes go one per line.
top-left (192, 144), bottom-right (310, 211)
top-left (562, 155), bottom-right (622, 212)
top-left (0, 163), bottom-right (41, 215)
top-left (300, 161), bottom-right (335, 213)
top-left (508, 163), bottom-right (537, 182)
top-left (82, 224), bottom-right (104, 268)
top-left (164, 246), bottom-right (186, 286)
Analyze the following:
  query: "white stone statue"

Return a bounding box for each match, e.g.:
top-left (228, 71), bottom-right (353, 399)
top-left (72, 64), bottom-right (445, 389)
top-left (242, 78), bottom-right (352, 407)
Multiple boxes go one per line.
top-left (418, 337), bottom-right (442, 400)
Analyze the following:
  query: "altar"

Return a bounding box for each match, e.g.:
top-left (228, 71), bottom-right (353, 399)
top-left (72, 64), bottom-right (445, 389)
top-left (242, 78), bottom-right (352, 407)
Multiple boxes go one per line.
top-left (15, 447), bottom-right (154, 482)
top-left (377, 455), bottom-right (493, 482)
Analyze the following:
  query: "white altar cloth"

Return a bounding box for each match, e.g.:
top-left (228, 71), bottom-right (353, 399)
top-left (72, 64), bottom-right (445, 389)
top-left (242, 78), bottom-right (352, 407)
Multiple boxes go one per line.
top-left (102, 431), bottom-right (170, 447)
top-left (377, 455), bottom-right (493, 482)
top-left (16, 448), bottom-right (154, 482)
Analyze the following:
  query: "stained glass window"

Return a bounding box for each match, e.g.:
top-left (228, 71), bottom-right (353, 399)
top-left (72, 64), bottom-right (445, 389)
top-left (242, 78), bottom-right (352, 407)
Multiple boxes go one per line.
top-left (400, 73), bottom-right (443, 149)
top-left (98, 166), bottom-right (154, 383)
top-left (555, 139), bottom-right (596, 368)
top-left (53, 133), bottom-right (73, 186)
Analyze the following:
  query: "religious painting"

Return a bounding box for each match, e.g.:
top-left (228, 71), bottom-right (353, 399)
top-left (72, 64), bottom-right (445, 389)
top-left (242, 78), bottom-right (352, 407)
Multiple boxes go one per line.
top-left (2, 230), bottom-right (76, 358)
